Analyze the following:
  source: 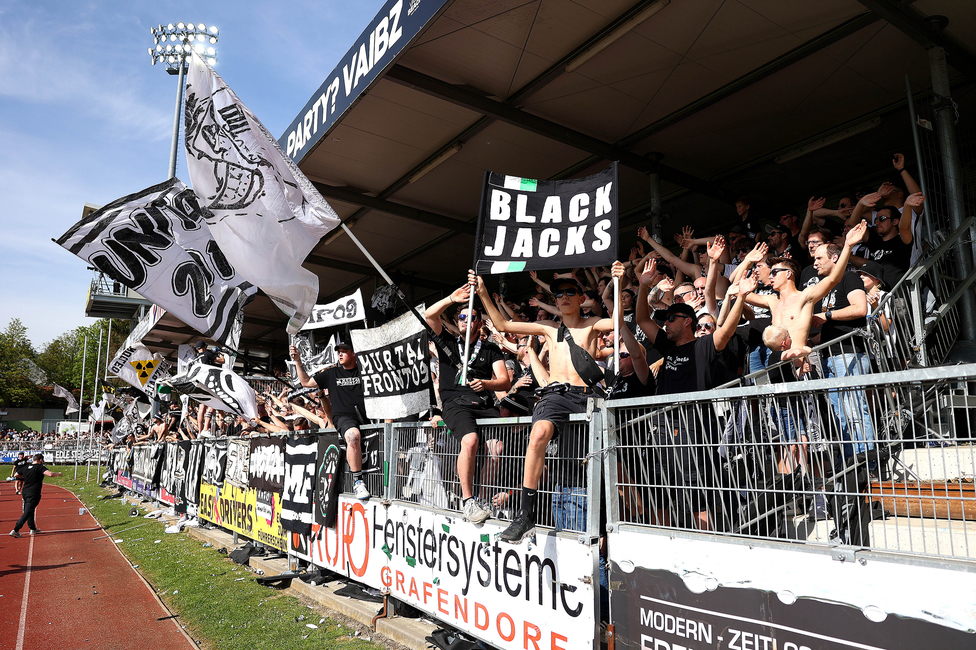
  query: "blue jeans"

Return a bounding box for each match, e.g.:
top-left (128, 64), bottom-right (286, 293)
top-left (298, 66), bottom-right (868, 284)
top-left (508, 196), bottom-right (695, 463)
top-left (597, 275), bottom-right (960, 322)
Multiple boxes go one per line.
top-left (553, 486), bottom-right (609, 618)
top-left (748, 343), bottom-right (769, 377)
top-left (821, 352), bottom-right (875, 457)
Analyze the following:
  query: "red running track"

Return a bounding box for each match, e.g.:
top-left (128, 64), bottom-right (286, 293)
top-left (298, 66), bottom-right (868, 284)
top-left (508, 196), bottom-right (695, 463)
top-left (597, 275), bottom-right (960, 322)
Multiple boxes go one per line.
top-left (0, 484), bottom-right (194, 650)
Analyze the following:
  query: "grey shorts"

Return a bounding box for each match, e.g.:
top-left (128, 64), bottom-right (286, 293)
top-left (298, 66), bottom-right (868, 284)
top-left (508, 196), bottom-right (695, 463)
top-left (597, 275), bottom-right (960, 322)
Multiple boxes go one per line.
top-left (532, 384), bottom-right (591, 439)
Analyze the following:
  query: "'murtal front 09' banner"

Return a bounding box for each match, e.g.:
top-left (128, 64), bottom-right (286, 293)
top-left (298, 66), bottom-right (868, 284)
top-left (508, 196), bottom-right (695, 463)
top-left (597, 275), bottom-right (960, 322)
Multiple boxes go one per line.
top-left (474, 163), bottom-right (618, 274)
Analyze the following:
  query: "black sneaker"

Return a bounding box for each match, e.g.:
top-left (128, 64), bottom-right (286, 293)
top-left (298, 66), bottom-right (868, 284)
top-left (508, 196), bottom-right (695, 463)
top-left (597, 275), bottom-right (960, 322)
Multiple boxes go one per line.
top-left (498, 513), bottom-right (535, 544)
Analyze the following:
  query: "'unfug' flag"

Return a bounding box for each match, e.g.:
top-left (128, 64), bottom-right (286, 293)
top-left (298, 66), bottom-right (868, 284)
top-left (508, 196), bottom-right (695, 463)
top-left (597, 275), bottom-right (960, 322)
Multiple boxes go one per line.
top-left (473, 163), bottom-right (618, 274)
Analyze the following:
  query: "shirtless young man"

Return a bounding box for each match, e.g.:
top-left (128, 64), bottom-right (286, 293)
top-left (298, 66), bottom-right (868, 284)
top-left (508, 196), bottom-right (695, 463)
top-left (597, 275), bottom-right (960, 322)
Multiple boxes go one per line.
top-left (745, 221), bottom-right (867, 351)
top-left (474, 264), bottom-right (621, 543)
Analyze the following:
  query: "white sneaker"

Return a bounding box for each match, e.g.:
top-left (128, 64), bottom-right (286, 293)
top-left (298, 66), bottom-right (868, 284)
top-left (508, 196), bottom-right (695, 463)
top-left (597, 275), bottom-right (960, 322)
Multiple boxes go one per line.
top-left (462, 499), bottom-right (491, 524)
top-left (30, 529), bottom-right (40, 536)
top-left (9, 530), bottom-right (22, 538)
top-left (353, 480), bottom-right (370, 501)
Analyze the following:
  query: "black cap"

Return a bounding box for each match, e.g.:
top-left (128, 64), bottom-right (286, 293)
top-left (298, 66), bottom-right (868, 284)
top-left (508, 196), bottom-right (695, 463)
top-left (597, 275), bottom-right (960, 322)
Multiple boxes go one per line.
top-left (551, 277), bottom-right (583, 293)
top-left (334, 340), bottom-right (354, 352)
top-left (194, 340), bottom-right (207, 350)
top-left (653, 302), bottom-right (697, 322)
top-left (857, 260), bottom-right (885, 286)
top-left (764, 224), bottom-right (790, 236)
top-left (729, 224), bottom-right (756, 239)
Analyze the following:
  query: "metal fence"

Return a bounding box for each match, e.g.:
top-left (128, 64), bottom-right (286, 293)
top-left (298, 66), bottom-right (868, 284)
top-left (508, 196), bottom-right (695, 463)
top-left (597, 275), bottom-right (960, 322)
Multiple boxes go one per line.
top-left (604, 363), bottom-right (976, 561)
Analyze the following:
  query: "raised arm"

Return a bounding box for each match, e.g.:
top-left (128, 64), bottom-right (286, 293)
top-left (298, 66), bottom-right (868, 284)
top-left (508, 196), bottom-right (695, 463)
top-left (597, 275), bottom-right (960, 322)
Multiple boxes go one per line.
top-left (528, 270), bottom-right (551, 295)
top-left (800, 196), bottom-right (825, 246)
top-left (635, 259), bottom-right (662, 340)
top-left (638, 226), bottom-right (700, 278)
top-left (807, 221), bottom-right (868, 303)
top-left (473, 271), bottom-right (549, 336)
top-left (893, 153), bottom-right (923, 206)
top-left (703, 236), bottom-right (726, 317)
top-left (425, 283), bottom-right (472, 336)
top-left (714, 275), bottom-right (756, 352)
top-left (289, 345), bottom-right (318, 389)
top-left (901, 193), bottom-right (924, 243)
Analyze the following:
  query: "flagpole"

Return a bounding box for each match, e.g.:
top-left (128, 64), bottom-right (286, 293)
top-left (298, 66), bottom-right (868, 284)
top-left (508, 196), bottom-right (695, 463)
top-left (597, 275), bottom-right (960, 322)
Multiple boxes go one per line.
top-left (613, 277), bottom-right (620, 377)
top-left (89, 328), bottom-right (102, 483)
top-left (336, 222), bottom-right (462, 368)
top-left (460, 290), bottom-right (476, 385)
top-left (75, 334), bottom-right (88, 480)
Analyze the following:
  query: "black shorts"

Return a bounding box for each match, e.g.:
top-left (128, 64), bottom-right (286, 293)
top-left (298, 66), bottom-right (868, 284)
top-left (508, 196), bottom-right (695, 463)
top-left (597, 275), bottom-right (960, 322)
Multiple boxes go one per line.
top-left (442, 396), bottom-right (499, 438)
top-left (532, 384), bottom-right (591, 440)
top-left (333, 414), bottom-right (364, 437)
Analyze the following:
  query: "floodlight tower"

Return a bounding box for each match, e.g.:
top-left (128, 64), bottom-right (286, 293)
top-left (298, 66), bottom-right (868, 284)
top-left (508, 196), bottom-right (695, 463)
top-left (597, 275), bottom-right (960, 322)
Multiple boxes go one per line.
top-left (148, 22), bottom-right (219, 179)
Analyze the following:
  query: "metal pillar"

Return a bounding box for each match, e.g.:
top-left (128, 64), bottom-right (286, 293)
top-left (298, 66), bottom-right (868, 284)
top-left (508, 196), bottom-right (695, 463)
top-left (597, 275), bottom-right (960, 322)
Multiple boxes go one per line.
top-left (930, 46), bottom-right (976, 341)
top-left (168, 60), bottom-right (187, 179)
top-left (647, 153), bottom-right (664, 243)
top-left (904, 75), bottom-right (933, 244)
top-left (89, 327), bottom-right (102, 482)
top-left (75, 334), bottom-right (88, 480)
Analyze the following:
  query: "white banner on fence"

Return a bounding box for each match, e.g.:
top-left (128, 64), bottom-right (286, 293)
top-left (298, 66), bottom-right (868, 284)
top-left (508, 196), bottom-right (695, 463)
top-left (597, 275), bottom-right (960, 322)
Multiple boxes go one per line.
top-left (350, 308), bottom-right (430, 419)
top-left (301, 289), bottom-right (367, 330)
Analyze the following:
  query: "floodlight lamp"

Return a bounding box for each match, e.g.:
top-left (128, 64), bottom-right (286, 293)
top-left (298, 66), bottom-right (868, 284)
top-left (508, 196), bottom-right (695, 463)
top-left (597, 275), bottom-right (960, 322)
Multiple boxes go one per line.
top-left (209, 36), bottom-right (217, 44)
top-left (197, 23), bottom-right (205, 30)
top-left (169, 34), bottom-right (176, 41)
top-left (207, 57), bottom-right (216, 65)
top-left (206, 47), bottom-right (215, 55)
top-left (168, 55), bottom-right (176, 63)
top-left (193, 43), bottom-right (204, 53)
top-left (209, 26), bottom-right (218, 34)
top-left (177, 22), bottom-right (184, 29)
top-left (167, 23), bottom-right (174, 30)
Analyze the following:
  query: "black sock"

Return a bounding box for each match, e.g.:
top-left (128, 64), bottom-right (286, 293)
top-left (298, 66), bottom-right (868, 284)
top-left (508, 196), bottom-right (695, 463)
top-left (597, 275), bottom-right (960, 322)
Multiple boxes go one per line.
top-left (520, 486), bottom-right (538, 520)
top-left (352, 470), bottom-right (363, 482)
top-left (463, 497), bottom-right (473, 506)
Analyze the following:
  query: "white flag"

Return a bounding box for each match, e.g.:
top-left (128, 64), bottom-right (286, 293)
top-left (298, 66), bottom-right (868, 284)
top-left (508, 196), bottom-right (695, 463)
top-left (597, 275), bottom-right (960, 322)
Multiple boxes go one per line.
top-left (107, 305), bottom-right (171, 395)
top-left (56, 180), bottom-right (257, 344)
top-left (184, 52), bottom-right (341, 334)
top-left (53, 384), bottom-right (80, 415)
top-left (301, 289), bottom-right (367, 330)
top-left (167, 359), bottom-right (258, 419)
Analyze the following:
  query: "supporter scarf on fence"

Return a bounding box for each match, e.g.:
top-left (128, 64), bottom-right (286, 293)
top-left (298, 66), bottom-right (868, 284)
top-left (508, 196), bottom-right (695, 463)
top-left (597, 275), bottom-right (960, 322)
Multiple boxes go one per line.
top-left (473, 163), bottom-right (619, 274)
top-left (281, 435), bottom-right (317, 535)
top-left (55, 179), bottom-right (257, 345)
top-left (202, 439), bottom-right (228, 486)
top-left (350, 308), bottom-right (431, 419)
top-left (314, 435), bottom-right (345, 528)
top-left (183, 441), bottom-right (206, 508)
top-left (184, 52), bottom-right (340, 334)
top-left (248, 436), bottom-right (286, 493)
top-left (224, 438), bottom-right (250, 489)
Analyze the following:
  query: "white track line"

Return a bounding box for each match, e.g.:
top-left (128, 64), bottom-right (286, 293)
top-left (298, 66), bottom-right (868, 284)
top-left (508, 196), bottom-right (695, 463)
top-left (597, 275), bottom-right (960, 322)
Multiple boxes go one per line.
top-left (15, 534), bottom-right (34, 650)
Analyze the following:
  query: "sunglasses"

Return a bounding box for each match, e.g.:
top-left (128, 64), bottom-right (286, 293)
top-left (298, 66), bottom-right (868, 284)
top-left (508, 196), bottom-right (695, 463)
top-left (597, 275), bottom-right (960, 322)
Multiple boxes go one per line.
top-left (617, 352), bottom-right (631, 360)
top-left (457, 313), bottom-right (479, 321)
top-left (769, 268), bottom-right (791, 277)
top-left (877, 216), bottom-right (893, 223)
top-left (674, 291), bottom-right (695, 301)
top-left (666, 314), bottom-right (691, 323)
top-left (697, 323), bottom-right (715, 332)
top-left (553, 289), bottom-right (579, 298)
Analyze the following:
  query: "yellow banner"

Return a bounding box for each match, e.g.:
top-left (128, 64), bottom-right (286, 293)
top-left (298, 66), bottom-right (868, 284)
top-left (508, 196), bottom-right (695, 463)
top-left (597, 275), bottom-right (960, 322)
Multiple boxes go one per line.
top-left (198, 482), bottom-right (287, 551)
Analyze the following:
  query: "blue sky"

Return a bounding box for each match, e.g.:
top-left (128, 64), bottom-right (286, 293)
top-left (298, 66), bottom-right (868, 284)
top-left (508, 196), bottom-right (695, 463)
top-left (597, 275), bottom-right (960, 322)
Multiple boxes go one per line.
top-left (0, 0), bottom-right (384, 349)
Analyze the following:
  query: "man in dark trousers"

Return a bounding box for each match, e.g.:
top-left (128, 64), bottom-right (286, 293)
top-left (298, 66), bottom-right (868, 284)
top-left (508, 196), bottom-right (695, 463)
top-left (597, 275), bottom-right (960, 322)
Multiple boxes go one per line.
top-left (291, 340), bottom-right (371, 500)
top-left (9, 454), bottom-right (62, 537)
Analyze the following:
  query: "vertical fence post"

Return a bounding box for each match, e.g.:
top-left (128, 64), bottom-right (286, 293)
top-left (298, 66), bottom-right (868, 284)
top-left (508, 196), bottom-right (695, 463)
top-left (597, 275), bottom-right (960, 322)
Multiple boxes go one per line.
top-left (585, 409), bottom-right (603, 542)
top-left (602, 404), bottom-right (620, 529)
top-left (909, 281), bottom-right (929, 366)
top-left (385, 422), bottom-right (395, 502)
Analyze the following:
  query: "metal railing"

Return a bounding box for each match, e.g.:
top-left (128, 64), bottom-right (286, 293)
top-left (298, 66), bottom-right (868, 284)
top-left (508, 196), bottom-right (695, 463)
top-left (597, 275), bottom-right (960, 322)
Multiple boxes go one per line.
top-left (604, 363), bottom-right (976, 561)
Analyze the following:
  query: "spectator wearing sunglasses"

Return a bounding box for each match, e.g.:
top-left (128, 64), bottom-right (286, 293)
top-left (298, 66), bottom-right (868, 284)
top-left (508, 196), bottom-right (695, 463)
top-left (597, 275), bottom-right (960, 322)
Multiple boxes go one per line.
top-left (857, 197), bottom-right (923, 287)
top-left (475, 265), bottom-right (620, 545)
top-left (425, 283), bottom-right (511, 525)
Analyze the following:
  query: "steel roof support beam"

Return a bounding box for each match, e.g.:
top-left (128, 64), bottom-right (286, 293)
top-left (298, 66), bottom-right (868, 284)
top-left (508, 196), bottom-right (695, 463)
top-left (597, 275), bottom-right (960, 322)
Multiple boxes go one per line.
top-left (306, 253), bottom-right (452, 291)
top-left (312, 182), bottom-right (476, 234)
top-left (856, 0), bottom-right (976, 81)
top-left (555, 12), bottom-right (882, 179)
top-left (384, 65), bottom-right (732, 203)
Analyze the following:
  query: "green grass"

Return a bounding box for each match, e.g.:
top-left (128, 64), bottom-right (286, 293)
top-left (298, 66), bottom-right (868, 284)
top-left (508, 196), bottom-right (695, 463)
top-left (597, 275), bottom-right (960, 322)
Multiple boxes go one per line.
top-left (46, 466), bottom-right (384, 650)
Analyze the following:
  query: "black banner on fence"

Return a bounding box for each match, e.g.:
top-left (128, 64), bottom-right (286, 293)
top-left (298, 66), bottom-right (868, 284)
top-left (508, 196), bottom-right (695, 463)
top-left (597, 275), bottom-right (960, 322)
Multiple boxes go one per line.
top-left (201, 439), bottom-right (228, 486)
top-left (473, 163), bottom-right (618, 274)
top-left (249, 436), bottom-right (286, 493)
top-left (314, 435), bottom-right (345, 528)
top-left (361, 430), bottom-right (381, 475)
top-left (281, 435), bottom-right (317, 535)
top-left (225, 438), bottom-right (250, 488)
top-left (184, 441), bottom-right (206, 507)
top-left (132, 443), bottom-right (164, 487)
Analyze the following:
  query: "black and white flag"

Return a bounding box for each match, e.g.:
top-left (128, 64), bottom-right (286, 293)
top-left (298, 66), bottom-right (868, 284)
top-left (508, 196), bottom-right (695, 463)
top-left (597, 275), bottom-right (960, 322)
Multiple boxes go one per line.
top-left (224, 438), bottom-right (250, 489)
top-left (301, 289), bottom-right (366, 330)
top-left (184, 53), bottom-right (340, 334)
top-left (351, 309), bottom-right (431, 419)
top-left (287, 331), bottom-right (336, 381)
top-left (281, 434), bottom-right (317, 535)
top-left (248, 436), bottom-right (286, 493)
top-left (133, 443), bottom-right (165, 487)
top-left (473, 163), bottom-right (618, 273)
top-left (56, 178), bottom-right (257, 345)
top-left (314, 435), bottom-right (345, 528)
top-left (184, 441), bottom-right (206, 508)
top-left (166, 359), bottom-right (258, 418)
top-left (201, 439), bottom-right (228, 486)
top-left (108, 305), bottom-right (171, 395)
top-left (52, 384), bottom-right (79, 415)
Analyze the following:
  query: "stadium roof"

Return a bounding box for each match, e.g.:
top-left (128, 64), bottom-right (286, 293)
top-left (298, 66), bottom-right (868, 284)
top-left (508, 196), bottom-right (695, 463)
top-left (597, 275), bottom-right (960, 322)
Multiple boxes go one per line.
top-left (146, 0), bottom-right (976, 372)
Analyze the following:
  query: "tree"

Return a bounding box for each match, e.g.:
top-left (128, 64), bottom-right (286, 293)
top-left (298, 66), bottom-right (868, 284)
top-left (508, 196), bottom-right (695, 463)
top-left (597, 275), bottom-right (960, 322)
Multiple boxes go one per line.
top-left (35, 318), bottom-right (131, 407)
top-left (0, 319), bottom-right (41, 407)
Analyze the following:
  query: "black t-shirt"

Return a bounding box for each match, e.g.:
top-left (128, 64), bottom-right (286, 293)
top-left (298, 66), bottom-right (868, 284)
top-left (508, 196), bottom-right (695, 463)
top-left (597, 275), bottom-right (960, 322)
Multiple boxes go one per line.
top-left (820, 271), bottom-right (867, 343)
top-left (18, 463), bottom-right (48, 498)
top-left (653, 330), bottom-right (722, 395)
top-left (199, 349), bottom-right (218, 365)
top-left (867, 234), bottom-right (912, 287)
top-left (13, 458), bottom-right (30, 477)
top-left (607, 369), bottom-right (656, 400)
top-left (437, 330), bottom-right (504, 404)
top-left (799, 265), bottom-right (821, 290)
top-left (313, 365), bottom-right (366, 418)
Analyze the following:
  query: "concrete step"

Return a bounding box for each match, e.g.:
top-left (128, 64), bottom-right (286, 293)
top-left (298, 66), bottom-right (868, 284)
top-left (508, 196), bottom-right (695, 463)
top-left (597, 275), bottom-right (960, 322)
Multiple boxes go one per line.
top-left (892, 446), bottom-right (976, 482)
top-left (788, 512), bottom-right (976, 560)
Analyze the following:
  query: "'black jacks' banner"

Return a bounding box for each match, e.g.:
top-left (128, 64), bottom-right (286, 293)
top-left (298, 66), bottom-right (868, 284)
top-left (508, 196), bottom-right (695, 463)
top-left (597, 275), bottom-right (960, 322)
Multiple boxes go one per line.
top-left (248, 436), bottom-right (286, 493)
top-left (350, 308), bottom-right (431, 420)
top-left (201, 439), bottom-right (228, 486)
top-left (314, 435), bottom-right (345, 528)
top-left (473, 163), bottom-right (618, 274)
top-left (281, 435), bottom-right (317, 535)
